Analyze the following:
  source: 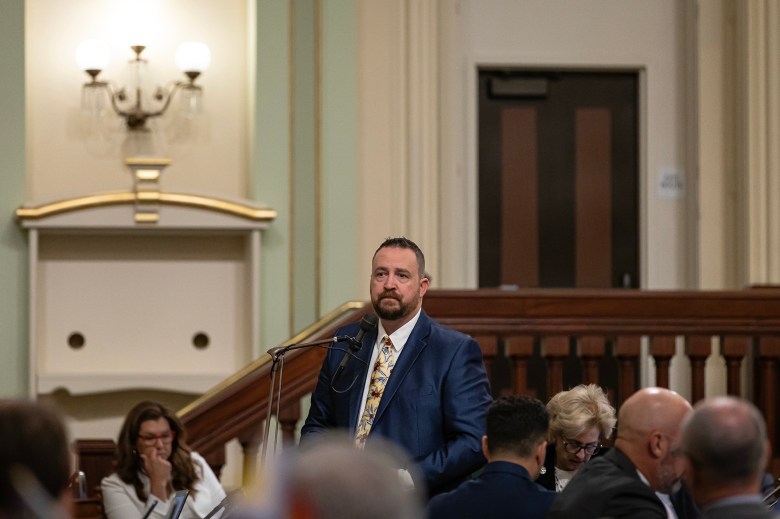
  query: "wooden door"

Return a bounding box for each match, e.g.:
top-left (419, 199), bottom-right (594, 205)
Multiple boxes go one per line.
top-left (478, 70), bottom-right (639, 288)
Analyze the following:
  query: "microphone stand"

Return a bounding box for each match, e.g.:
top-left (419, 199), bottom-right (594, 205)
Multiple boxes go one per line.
top-left (259, 335), bottom-right (357, 469)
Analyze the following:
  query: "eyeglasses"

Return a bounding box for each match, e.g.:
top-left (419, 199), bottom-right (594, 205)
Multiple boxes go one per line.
top-left (138, 431), bottom-right (175, 446)
top-left (562, 439), bottom-right (601, 455)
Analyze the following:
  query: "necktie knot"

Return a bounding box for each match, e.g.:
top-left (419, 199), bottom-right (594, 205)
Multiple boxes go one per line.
top-left (384, 335), bottom-right (393, 347)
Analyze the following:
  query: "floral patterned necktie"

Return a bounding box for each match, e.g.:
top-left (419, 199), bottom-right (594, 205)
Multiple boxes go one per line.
top-left (355, 335), bottom-right (395, 444)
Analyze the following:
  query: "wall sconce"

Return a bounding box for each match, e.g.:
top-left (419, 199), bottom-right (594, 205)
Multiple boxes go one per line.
top-left (76, 40), bottom-right (211, 131)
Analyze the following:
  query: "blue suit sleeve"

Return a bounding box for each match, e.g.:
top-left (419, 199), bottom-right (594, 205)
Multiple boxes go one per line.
top-left (415, 335), bottom-right (491, 492)
top-left (300, 346), bottom-right (339, 440)
top-left (301, 324), bottom-right (361, 440)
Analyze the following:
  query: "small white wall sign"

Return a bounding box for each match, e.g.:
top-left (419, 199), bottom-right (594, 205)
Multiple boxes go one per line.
top-left (657, 168), bottom-right (685, 199)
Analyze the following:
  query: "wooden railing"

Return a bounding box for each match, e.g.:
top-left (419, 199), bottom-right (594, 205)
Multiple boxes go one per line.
top-left (176, 288), bottom-right (780, 480)
top-left (177, 301), bottom-right (370, 480)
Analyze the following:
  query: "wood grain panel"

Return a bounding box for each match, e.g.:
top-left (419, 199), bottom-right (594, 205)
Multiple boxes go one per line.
top-left (501, 108), bottom-right (538, 286)
top-left (575, 108), bottom-right (612, 287)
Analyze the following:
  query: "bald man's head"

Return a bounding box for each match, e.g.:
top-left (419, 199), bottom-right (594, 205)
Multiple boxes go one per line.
top-left (617, 387), bottom-right (692, 443)
top-left (614, 387), bottom-right (692, 493)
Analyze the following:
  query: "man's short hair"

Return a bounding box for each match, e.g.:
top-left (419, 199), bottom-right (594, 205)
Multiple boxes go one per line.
top-left (374, 237), bottom-right (426, 279)
top-left (486, 396), bottom-right (549, 458)
top-left (0, 399), bottom-right (71, 515)
top-left (682, 396), bottom-right (767, 486)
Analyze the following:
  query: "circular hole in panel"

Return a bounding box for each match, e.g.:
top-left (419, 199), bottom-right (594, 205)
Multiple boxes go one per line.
top-left (68, 332), bottom-right (86, 349)
top-left (192, 332), bottom-right (210, 349)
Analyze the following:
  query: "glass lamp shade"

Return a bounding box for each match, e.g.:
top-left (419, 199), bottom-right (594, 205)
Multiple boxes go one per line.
top-left (178, 87), bottom-right (203, 117)
top-left (75, 39), bottom-right (111, 72)
top-left (81, 84), bottom-right (108, 115)
top-left (175, 42), bottom-right (211, 73)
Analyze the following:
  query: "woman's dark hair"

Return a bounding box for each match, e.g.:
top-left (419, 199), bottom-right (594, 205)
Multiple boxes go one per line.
top-left (115, 401), bottom-right (199, 502)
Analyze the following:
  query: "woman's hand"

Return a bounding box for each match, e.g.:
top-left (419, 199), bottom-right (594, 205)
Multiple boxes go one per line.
top-left (140, 446), bottom-right (172, 501)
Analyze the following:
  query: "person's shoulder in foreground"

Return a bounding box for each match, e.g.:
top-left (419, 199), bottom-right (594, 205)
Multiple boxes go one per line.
top-left (427, 395), bottom-right (556, 519)
top-left (0, 399), bottom-right (72, 519)
top-left (229, 432), bottom-right (425, 519)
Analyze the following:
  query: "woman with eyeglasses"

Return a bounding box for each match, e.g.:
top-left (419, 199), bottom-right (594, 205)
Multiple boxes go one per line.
top-left (101, 401), bottom-right (227, 518)
top-left (536, 384), bottom-right (616, 492)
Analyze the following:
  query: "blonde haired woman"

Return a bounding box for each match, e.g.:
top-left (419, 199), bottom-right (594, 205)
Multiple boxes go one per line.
top-left (537, 384), bottom-right (616, 492)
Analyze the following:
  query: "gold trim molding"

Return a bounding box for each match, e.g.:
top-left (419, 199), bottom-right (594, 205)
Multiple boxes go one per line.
top-left (16, 191), bottom-right (278, 222)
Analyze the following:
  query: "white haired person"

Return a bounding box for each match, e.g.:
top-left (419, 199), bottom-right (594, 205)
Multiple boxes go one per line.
top-left (537, 384), bottom-right (616, 492)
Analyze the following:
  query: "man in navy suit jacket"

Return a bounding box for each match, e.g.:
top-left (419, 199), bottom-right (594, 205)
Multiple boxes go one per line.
top-left (427, 395), bottom-right (557, 519)
top-left (301, 237), bottom-right (492, 496)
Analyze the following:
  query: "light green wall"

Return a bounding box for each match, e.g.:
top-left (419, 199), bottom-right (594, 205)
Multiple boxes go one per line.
top-left (253, 1), bottom-right (293, 349)
top-left (0, 0), bottom-right (28, 396)
top-left (292, 0), bottom-right (319, 332)
top-left (254, 0), bottom-right (360, 350)
top-left (320, 0), bottom-right (359, 311)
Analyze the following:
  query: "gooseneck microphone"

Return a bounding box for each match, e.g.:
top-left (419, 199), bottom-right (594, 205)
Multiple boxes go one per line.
top-left (334, 313), bottom-right (378, 380)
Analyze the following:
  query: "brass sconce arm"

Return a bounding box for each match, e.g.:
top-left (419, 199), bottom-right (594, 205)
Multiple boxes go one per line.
top-left (78, 42), bottom-right (210, 131)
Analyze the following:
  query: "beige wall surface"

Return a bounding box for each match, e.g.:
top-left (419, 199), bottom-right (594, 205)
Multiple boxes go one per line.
top-left (25, 0), bottom-right (249, 203)
top-left (359, 0), bottom-right (694, 289)
top-left (444, 0), bottom-right (691, 289)
top-left (697, 0), bottom-right (738, 289)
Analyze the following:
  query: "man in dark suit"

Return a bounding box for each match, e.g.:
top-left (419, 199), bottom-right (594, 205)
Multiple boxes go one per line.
top-left (548, 387), bottom-right (693, 519)
top-left (427, 395), bottom-right (556, 519)
top-left (301, 237), bottom-right (492, 497)
top-left (681, 396), bottom-right (778, 519)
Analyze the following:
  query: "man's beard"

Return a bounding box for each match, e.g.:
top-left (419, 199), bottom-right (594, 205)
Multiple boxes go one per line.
top-left (657, 458), bottom-right (682, 494)
top-left (372, 292), bottom-right (418, 321)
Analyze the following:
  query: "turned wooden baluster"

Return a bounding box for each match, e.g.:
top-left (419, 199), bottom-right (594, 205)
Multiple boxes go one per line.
top-left (202, 448), bottom-right (226, 482)
top-left (542, 336), bottom-right (569, 399)
top-left (505, 335), bottom-right (535, 397)
top-left (614, 335), bottom-right (641, 406)
top-left (721, 335), bottom-right (751, 396)
top-left (578, 335), bottom-right (606, 385)
top-left (756, 336), bottom-right (780, 450)
top-left (685, 335), bottom-right (712, 403)
top-left (278, 399), bottom-right (301, 446)
top-left (650, 335), bottom-right (676, 389)
top-left (475, 334), bottom-right (498, 380)
top-left (239, 431), bottom-right (261, 487)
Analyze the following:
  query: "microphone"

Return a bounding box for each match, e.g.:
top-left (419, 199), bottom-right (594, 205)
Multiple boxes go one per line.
top-left (334, 313), bottom-right (378, 380)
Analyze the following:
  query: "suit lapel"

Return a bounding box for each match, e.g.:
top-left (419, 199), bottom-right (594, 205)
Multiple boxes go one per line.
top-left (347, 329), bottom-right (378, 431)
top-left (372, 311), bottom-right (432, 426)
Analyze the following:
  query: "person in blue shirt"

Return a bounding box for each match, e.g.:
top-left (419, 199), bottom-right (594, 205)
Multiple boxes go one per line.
top-left (427, 395), bottom-right (556, 519)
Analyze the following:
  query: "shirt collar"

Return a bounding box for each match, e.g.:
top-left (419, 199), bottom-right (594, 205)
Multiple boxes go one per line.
top-left (376, 308), bottom-right (422, 351)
